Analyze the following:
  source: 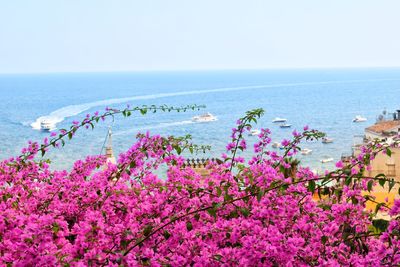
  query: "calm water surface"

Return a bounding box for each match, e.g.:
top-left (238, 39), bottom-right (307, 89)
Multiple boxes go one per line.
top-left (1, 68), bottom-right (399, 171)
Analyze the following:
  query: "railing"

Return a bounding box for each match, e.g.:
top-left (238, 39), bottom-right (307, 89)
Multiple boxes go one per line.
top-left (181, 158), bottom-right (222, 169)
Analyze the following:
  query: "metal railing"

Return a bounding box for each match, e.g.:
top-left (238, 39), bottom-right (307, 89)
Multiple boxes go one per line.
top-left (181, 158), bottom-right (222, 168)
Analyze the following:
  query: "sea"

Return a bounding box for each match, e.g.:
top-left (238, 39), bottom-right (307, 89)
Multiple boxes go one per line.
top-left (1, 68), bottom-right (400, 172)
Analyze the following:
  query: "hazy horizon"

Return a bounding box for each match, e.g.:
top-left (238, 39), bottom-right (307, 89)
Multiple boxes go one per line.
top-left (1, 0), bottom-right (400, 74)
top-left (2, 66), bottom-right (400, 76)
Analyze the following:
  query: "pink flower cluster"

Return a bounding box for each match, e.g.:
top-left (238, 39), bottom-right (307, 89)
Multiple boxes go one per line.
top-left (0, 110), bottom-right (399, 266)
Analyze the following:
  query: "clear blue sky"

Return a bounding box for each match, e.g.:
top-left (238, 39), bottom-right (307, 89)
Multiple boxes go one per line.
top-left (0, 0), bottom-right (399, 73)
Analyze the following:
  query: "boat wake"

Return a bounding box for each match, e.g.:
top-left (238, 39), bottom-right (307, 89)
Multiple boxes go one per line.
top-left (114, 120), bottom-right (194, 136)
top-left (30, 78), bottom-right (392, 130)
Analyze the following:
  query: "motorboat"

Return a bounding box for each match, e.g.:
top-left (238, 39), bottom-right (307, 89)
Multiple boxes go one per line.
top-left (322, 137), bottom-right (334, 144)
top-left (321, 157), bottom-right (334, 163)
top-left (40, 120), bottom-right (56, 131)
top-left (301, 148), bottom-right (312, 155)
top-left (248, 129), bottom-right (261, 136)
top-left (192, 112), bottom-right (217, 123)
top-left (272, 117), bottom-right (287, 123)
top-left (352, 115), bottom-right (367, 123)
top-left (280, 123), bottom-right (292, 128)
top-left (272, 142), bottom-right (281, 148)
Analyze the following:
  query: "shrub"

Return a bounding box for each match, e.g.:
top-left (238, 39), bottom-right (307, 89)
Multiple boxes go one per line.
top-left (0, 105), bottom-right (399, 266)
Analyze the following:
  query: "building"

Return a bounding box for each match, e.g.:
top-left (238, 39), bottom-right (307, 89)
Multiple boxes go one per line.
top-left (352, 112), bottom-right (400, 217)
top-left (358, 115), bottom-right (400, 180)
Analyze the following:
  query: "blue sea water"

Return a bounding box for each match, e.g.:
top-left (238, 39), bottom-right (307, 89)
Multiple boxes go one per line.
top-left (0, 68), bottom-right (400, 171)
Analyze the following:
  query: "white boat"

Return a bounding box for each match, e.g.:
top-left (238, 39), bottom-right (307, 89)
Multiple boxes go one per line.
top-left (192, 113), bottom-right (217, 123)
top-left (272, 117), bottom-right (287, 123)
top-left (322, 137), bottom-right (334, 144)
top-left (248, 129), bottom-right (261, 136)
top-left (272, 142), bottom-right (281, 148)
top-left (352, 115), bottom-right (367, 123)
top-left (40, 120), bottom-right (56, 131)
top-left (280, 123), bottom-right (292, 128)
top-left (321, 157), bottom-right (334, 163)
top-left (301, 148), bottom-right (312, 155)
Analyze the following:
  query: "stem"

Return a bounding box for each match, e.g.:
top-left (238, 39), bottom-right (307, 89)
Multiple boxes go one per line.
top-left (19, 105), bottom-right (205, 161)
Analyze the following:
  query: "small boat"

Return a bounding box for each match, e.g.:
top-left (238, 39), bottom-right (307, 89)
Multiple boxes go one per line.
top-left (322, 137), bottom-right (334, 144)
top-left (352, 115), bottom-right (367, 123)
top-left (40, 120), bottom-right (56, 131)
top-left (272, 142), bottom-right (281, 148)
top-left (192, 112), bottom-right (217, 123)
top-left (280, 124), bottom-right (292, 128)
top-left (301, 148), bottom-right (312, 155)
top-left (248, 129), bottom-right (261, 136)
top-left (272, 117), bottom-right (287, 123)
top-left (321, 157), bottom-right (334, 163)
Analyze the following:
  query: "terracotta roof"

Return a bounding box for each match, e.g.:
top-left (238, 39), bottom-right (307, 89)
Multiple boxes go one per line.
top-left (366, 120), bottom-right (400, 134)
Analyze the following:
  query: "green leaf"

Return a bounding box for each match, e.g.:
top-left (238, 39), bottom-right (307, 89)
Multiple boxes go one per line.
top-left (386, 147), bottom-right (392, 157)
top-left (375, 173), bottom-right (386, 179)
top-left (372, 219), bottom-right (389, 233)
top-left (207, 208), bottom-right (217, 219)
top-left (239, 207), bottom-right (250, 218)
top-left (143, 225), bottom-right (153, 237)
top-left (378, 178), bottom-right (386, 187)
top-left (367, 180), bottom-right (374, 192)
top-left (308, 180), bottom-right (316, 192)
top-left (257, 189), bottom-right (264, 202)
top-left (388, 179), bottom-right (395, 192)
top-left (163, 230), bottom-right (171, 240)
top-left (216, 187), bottom-right (222, 197)
top-left (52, 223), bottom-right (60, 234)
top-left (120, 239), bottom-right (129, 249)
top-left (213, 202), bottom-right (222, 209)
top-left (321, 235), bottom-right (328, 245)
top-left (186, 221), bottom-right (193, 231)
top-left (351, 196), bottom-right (359, 205)
top-left (213, 254), bottom-right (223, 262)
top-left (224, 193), bottom-right (233, 201)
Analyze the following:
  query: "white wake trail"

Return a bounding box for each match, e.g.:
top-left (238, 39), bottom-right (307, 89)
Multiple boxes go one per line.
top-left (30, 78), bottom-right (397, 130)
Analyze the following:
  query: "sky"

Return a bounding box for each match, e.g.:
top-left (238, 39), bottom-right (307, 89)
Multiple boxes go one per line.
top-left (0, 0), bottom-right (400, 73)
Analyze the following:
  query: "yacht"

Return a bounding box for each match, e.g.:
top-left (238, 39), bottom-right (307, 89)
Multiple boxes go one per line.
top-left (321, 157), bottom-right (334, 163)
top-left (352, 115), bottom-right (367, 123)
top-left (301, 148), bottom-right (312, 155)
top-left (40, 120), bottom-right (55, 131)
top-left (192, 113), bottom-right (217, 123)
top-left (272, 117), bottom-right (287, 123)
top-left (248, 129), bottom-right (261, 136)
top-left (322, 137), bottom-right (334, 144)
top-left (272, 142), bottom-right (281, 148)
top-left (280, 123), bottom-right (292, 128)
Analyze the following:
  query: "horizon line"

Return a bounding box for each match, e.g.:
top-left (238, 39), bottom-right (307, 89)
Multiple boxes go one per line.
top-left (1, 65), bottom-right (400, 75)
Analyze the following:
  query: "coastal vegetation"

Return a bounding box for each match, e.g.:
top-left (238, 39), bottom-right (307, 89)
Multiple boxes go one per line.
top-left (0, 105), bottom-right (399, 266)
